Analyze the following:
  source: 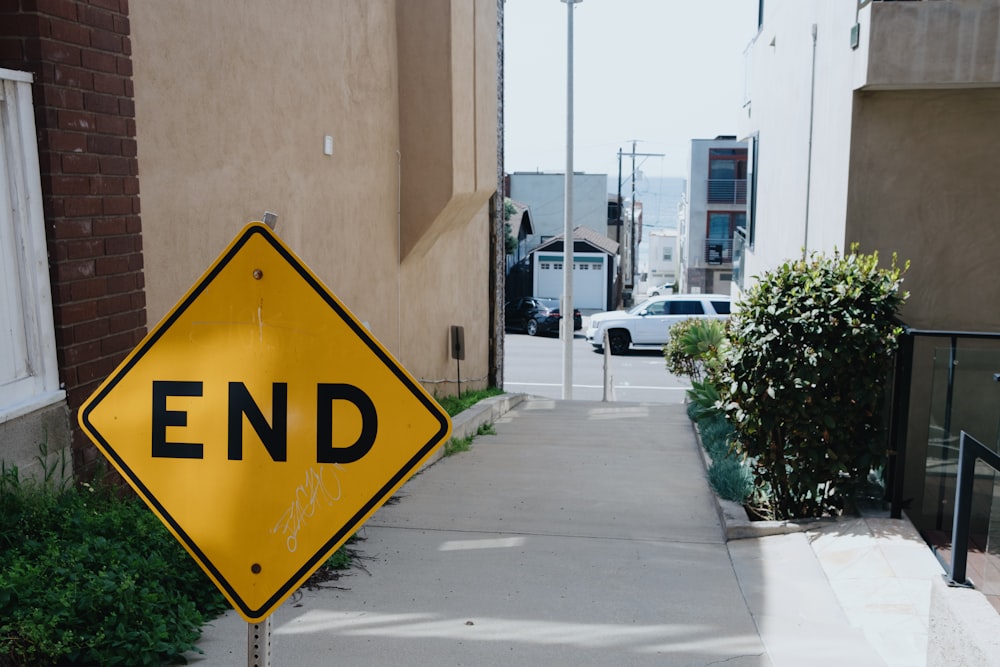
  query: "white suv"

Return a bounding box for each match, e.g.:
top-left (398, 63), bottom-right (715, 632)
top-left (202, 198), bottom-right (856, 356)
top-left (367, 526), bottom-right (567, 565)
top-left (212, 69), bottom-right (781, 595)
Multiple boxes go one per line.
top-left (586, 294), bottom-right (731, 355)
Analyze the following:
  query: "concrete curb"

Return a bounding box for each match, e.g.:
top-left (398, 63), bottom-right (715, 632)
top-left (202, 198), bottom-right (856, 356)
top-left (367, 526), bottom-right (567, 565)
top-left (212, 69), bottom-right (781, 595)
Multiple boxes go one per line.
top-left (689, 417), bottom-right (810, 540)
top-left (418, 392), bottom-right (527, 472)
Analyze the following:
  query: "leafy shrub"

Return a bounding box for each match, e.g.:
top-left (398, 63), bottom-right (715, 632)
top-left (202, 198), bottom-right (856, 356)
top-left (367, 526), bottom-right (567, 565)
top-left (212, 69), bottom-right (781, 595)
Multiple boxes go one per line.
top-left (663, 318), bottom-right (727, 383)
top-left (686, 379), bottom-right (722, 421)
top-left (720, 247), bottom-right (908, 519)
top-left (0, 466), bottom-right (229, 666)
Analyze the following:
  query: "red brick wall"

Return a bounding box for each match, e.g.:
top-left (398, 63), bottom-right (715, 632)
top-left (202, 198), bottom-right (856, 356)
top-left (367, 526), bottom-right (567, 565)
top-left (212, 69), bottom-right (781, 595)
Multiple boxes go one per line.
top-left (0, 0), bottom-right (146, 475)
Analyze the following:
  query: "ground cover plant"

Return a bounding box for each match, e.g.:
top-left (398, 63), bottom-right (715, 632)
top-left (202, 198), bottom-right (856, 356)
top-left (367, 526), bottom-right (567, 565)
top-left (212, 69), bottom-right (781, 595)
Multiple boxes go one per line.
top-left (0, 462), bottom-right (230, 666)
top-left (688, 404), bottom-right (753, 505)
top-left (666, 323), bottom-right (752, 505)
top-left (720, 247), bottom-right (908, 520)
top-left (0, 455), bottom-right (359, 666)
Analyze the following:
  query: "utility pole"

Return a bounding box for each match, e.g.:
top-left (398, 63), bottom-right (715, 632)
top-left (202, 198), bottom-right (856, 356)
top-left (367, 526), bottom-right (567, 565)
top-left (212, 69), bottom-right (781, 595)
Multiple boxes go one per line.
top-left (617, 142), bottom-right (664, 306)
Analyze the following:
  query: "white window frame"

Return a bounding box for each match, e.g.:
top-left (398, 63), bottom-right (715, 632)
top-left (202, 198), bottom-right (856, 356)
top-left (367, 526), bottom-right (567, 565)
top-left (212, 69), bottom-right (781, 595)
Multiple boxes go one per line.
top-left (0, 68), bottom-right (63, 422)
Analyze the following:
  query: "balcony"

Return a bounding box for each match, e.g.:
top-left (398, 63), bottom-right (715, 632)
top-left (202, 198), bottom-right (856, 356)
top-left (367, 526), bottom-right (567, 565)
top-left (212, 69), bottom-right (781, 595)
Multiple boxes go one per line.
top-left (704, 238), bottom-right (733, 265)
top-left (862, 1), bottom-right (1000, 90)
top-left (707, 179), bottom-right (747, 205)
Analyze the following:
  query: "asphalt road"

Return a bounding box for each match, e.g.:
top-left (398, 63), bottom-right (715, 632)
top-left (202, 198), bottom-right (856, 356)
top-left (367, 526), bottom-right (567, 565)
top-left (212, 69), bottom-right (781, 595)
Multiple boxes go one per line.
top-left (502, 328), bottom-right (691, 403)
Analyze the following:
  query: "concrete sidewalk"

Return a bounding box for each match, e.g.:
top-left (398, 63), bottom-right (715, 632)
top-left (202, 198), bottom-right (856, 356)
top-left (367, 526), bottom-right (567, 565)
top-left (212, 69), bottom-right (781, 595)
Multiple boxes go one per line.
top-left (188, 397), bottom-right (941, 666)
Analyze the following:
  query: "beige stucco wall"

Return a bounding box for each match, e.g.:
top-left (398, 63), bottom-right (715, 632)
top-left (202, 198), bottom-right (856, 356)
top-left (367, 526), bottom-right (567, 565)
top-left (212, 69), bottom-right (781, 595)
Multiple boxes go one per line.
top-left (130, 0), bottom-right (496, 392)
top-left (846, 88), bottom-right (1000, 332)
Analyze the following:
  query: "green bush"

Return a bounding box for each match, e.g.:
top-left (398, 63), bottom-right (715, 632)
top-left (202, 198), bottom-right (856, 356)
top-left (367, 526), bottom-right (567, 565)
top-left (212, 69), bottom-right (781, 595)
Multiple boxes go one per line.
top-left (663, 318), bottom-right (727, 383)
top-left (686, 379), bottom-right (722, 421)
top-left (720, 247), bottom-right (908, 519)
top-left (0, 466), bottom-right (229, 666)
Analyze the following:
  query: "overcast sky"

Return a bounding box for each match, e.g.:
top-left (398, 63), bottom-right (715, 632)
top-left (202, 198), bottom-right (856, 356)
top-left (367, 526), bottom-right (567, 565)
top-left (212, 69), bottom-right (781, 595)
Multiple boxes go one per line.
top-left (503, 0), bottom-right (759, 181)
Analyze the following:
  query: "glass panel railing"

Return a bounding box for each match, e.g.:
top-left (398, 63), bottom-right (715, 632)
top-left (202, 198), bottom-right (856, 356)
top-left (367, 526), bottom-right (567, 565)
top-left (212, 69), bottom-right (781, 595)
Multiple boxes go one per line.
top-left (941, 432), bottom-right (1000, 613)
top-left (888, 330), bottom-right (1000, 612)
top-left (732, 227), bottom-right (746, 289)
top-left (923, 347), bottom-right (1000, 537)
top-left (976, 460), bottom-right (1000, 609)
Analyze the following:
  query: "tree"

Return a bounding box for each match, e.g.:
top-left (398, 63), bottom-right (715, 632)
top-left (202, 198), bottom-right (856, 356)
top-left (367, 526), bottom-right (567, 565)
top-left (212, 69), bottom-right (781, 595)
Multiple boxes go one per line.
top-left (503, 198), bottom-right (518, 255)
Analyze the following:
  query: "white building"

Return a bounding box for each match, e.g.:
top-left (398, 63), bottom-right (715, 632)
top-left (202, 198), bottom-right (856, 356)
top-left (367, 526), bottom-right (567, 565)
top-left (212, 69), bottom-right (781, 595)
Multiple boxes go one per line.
top-left (645, 229), bottom-right (679, 293)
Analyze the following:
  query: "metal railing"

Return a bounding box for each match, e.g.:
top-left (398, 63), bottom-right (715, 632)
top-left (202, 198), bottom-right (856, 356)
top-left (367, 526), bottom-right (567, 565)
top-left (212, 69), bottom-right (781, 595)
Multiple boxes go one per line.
top-left (707, 179), bottom-right (747, 204)
top-left (947, 431), bottom-right (1000, 588)
top-left (888, 328), bottom-right (1000, 521)
top-left (703, 238), bottom-right (734, 265)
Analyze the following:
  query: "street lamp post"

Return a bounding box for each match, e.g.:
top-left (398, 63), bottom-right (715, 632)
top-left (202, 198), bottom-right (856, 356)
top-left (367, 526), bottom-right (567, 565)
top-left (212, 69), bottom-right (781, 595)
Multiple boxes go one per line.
top-left (561, 0), bottom-right (581, 400)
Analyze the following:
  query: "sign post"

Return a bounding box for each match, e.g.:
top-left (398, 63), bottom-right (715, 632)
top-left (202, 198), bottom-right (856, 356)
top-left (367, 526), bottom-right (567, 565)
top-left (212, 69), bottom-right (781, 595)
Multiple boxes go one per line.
top-left (78, 222), bottom-right (452, 652)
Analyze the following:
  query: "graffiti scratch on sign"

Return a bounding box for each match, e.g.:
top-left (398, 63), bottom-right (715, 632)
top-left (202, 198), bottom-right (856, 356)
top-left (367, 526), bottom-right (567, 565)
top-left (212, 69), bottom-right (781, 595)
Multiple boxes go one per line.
top-left (271, 466), bottom-right (343, 552)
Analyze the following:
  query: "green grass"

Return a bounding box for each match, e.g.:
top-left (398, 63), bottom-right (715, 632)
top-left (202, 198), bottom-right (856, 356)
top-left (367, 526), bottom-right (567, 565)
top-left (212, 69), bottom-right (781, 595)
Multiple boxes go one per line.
top-left (435, 386), bottom-right (504, 417)
top-left (435, 387), bottom-right (503, 457)
top-left (443, 423), bottom-right (497, 457)
top-left (444, 434), bottom-right (474, 456)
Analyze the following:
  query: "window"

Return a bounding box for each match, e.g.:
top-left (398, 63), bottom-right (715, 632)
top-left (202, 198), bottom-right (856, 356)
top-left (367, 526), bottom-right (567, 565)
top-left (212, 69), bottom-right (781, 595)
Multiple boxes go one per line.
top-left (662, 247), bottom-right (672, 261)
top-left (708, 147), bottom-right (748, 204)
top-left (747, 134), bottom-right (758, 247)
top-left (540, 262), bottom-right (551, 270)
top-left (668, 301), bottom-right (705, 315)
top-left (711, 300), bottom-right (731, 315)
top-left (554, 262), bottom-right (563, 270)
top-left (0, 69), bottom-right (63, 419)
top-left (645, 302), bottom-right (667, 316)
top-left (607, 198), bottom-right (622, 225)
top-left (705, 212), bottom-right (746, 264)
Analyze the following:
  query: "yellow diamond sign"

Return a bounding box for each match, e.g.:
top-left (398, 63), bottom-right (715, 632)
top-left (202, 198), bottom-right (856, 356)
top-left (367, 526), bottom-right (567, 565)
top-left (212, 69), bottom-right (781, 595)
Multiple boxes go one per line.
top-left (78, 222), bottom-right (451, 622)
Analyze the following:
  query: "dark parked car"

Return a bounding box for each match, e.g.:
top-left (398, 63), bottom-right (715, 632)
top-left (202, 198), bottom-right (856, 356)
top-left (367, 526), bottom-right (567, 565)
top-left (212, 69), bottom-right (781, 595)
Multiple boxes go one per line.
top-left (505, 297), bottom-right (582, 336)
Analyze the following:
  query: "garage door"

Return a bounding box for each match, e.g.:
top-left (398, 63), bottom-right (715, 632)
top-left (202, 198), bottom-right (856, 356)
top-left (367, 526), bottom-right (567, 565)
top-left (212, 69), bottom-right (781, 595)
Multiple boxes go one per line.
top-left (534, 253), bottom-right (606, 309)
